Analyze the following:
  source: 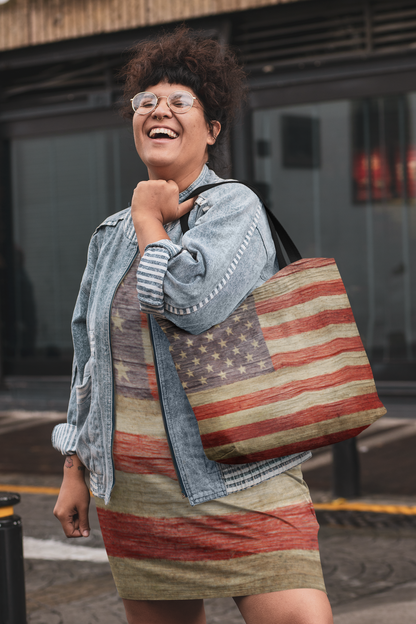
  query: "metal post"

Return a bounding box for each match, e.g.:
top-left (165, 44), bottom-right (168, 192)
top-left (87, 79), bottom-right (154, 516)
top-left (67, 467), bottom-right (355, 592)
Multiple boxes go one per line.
top-left (332, 439), bottom-right (361, 499)
top-left (0, 492), bottom-right (27, 624)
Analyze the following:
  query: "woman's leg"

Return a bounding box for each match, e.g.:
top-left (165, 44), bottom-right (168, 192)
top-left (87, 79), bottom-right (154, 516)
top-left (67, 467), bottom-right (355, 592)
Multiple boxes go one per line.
top-left (122, 598), bottom-right (206, 624)
top-left (234, 589), bottom-right (333, 624)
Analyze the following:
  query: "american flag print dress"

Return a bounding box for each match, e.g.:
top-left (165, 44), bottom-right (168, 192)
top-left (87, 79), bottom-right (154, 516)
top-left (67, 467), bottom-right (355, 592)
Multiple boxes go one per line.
top-left (95, 255), bottom-right (326, 600)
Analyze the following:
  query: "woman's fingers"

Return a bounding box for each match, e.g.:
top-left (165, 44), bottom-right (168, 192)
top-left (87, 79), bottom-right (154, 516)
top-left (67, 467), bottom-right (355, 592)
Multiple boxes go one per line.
top-left (131, 180), bottom-right (198, 226)
top-left (77, 504), bottom-right (91, 537)
top-left (66, 512), bottom-right (82, 538)
top-left (132, 179), bottom-right (180, 224)
top-left (54, 505), bottom-right (79, 537)
top-left (178, 196), bottom-right (196, 218)
top-left (55, 505), bottom-right (90, 538)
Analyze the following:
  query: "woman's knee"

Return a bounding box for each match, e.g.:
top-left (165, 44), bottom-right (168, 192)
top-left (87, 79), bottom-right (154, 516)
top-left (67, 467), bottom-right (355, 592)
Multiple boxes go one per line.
top-left (123, 598), bottom-right (206, 624)
top-left (233, 588), bottom-right (333, 624)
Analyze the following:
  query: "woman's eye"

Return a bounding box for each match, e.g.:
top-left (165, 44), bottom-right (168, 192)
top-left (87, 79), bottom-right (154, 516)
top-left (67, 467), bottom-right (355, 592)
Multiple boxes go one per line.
top-left (170, 95), bottom-right (188, 108)
top-left (141, 100), bottom-right (154, 108)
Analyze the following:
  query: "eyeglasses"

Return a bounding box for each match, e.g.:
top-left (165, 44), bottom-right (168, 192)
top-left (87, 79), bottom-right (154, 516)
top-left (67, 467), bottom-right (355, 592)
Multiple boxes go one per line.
top-left (131, 90), bottom-right (198, 115)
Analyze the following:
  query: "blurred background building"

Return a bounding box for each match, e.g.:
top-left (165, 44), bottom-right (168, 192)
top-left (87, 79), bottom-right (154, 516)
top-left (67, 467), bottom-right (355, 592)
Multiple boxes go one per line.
top-left (0, 0), bottom-right (415, 384)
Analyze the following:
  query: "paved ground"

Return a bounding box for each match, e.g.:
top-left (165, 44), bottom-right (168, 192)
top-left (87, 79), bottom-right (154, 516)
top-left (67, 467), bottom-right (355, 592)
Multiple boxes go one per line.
top-left (0, 378), bottom-right (415, 623)
top-left (2, 476), bottom-right (415, 624)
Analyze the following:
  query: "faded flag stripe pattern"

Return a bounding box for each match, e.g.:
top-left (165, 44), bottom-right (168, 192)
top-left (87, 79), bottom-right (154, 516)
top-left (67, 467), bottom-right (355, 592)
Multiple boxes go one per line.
top-left (99, 502), bottom-right (319, 561)
top-left (157, 257), bottom-right (386, 463)
top-left (95, 254), bottom-right (325, 600)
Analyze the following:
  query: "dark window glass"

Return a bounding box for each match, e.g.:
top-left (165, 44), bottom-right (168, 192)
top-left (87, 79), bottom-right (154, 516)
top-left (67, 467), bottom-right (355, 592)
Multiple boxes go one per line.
top-left (281, 115), bottom-right (320, 169)
top-left (252, 95), bottom-right (416, 380)
top-left (4, 126), bottom-right (147, 375)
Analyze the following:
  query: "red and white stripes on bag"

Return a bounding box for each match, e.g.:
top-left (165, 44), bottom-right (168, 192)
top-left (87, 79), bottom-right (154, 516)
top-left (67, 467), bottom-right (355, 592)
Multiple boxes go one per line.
top-left (156, 182), bottom-right (386, 464)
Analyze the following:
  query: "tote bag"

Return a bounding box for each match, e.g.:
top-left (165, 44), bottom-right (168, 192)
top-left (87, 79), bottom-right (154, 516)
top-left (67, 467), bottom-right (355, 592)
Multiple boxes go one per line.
top-left (155, 181), bottom-right (386, 464)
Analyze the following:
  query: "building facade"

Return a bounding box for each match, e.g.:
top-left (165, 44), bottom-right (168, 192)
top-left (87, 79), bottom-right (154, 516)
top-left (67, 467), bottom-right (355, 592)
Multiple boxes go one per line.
top-left (1, 0), bottom-right (415, 381)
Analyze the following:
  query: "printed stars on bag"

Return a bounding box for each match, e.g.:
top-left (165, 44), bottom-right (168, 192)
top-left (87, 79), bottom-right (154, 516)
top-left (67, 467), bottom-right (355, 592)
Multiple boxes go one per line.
top-left (158, 295), bottom-right (274, 393)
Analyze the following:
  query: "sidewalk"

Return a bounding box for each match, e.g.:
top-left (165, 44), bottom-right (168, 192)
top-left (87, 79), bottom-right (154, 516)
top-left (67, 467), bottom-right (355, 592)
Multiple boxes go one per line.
top-left (1, 473), bottom-right (415, 624)
top-left (0, 378), bottom-right (415, 623)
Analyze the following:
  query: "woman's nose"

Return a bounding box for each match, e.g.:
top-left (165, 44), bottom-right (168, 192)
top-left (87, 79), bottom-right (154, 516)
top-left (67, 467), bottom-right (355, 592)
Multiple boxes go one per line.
top-left (152, 96), bottom-right (171, 117)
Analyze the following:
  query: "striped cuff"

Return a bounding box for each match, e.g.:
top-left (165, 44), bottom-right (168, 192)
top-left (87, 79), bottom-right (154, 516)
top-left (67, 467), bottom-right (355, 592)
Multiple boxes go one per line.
top-left (220, 452), bottom-right (312, 494)
top-left (137, 239), bottom-right (182, 314)
top-left (51, 423), bottom-right (77, 455)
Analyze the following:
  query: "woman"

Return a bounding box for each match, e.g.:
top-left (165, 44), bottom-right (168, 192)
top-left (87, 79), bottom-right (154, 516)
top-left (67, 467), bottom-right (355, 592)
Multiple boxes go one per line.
top-left (53, 28), bottom-right (333, 624)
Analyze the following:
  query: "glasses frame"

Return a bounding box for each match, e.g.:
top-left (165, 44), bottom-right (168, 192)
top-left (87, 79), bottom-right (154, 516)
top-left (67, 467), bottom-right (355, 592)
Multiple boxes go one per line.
top-left (131, 90), bottom-right (198, 115)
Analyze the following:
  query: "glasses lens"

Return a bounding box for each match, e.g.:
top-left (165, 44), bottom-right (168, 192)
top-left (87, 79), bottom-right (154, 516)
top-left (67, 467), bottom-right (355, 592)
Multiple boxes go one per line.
top-left (132, 92), bottom-right (157, 114)
top-left (167, 91), bottom-right (194, 113)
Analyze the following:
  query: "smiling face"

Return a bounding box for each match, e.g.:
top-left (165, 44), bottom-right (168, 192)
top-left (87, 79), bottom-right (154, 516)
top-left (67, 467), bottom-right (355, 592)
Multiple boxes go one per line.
top-left (132, 81), bottom-right (220, 189)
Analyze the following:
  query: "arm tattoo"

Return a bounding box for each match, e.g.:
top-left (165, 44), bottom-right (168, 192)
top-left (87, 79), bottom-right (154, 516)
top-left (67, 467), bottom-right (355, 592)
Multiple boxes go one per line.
top-left (64, 456), bottom-right (74, 468)
top-left (77, 466), bottom-right (85, 472)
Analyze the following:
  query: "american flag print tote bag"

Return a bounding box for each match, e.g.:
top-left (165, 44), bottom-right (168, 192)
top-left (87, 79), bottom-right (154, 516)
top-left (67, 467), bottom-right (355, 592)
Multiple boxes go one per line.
top-left (155, 181), bottom-right (386, 464)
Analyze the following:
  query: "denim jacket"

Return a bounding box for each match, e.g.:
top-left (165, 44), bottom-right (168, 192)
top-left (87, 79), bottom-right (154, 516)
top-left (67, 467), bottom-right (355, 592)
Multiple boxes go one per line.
top-left (52, 165), bottom-right (310, 505)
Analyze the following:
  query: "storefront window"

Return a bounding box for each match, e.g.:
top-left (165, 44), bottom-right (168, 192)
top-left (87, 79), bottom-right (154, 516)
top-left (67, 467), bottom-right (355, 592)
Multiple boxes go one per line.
top-left (253, 94), bottom-right (416, 379)
top-left (6, 126), bottom-right (146, 374)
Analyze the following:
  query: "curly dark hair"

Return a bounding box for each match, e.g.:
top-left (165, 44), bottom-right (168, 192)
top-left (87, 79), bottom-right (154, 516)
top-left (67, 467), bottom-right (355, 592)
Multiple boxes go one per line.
top-left (121, 27), bottom-right (247, 172)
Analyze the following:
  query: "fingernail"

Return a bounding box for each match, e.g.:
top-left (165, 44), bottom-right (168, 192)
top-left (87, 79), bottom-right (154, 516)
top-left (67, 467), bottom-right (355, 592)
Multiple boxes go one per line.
top-left (82, 530), bottom-right (89, 537)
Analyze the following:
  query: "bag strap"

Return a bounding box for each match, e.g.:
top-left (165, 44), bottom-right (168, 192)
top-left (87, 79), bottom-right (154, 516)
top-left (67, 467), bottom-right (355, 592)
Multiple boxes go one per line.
top-left (179, 181), bottom-right (301, 269)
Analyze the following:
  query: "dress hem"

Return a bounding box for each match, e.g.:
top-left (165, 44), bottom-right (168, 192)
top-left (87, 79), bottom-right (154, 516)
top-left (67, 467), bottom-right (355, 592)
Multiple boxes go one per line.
top-left (115, 578), bottom-right (327, 601)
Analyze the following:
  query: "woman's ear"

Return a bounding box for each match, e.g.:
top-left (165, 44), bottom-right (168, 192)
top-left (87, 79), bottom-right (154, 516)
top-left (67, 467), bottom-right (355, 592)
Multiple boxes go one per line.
top-left (207, 121), bottom-right (221, 145)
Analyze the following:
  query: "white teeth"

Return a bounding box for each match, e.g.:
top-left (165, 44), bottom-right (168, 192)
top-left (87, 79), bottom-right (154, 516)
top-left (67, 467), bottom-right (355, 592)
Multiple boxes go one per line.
top-left (149, 127), bottom-right (179, 138)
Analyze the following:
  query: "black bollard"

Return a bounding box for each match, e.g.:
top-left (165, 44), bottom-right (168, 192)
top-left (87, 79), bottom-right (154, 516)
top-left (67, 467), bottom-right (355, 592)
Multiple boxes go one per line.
top-left (332, 438), bottom-right (361, 499)
top-left (0, 492), bottom-right (27, 624)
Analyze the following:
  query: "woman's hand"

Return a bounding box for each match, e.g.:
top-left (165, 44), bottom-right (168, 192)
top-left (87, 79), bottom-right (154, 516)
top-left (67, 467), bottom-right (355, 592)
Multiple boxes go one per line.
top-left (131, 179), bottom-right (195, 256)
top-left (132, 179), bottom-right (180, 225)
top-left (53, 455), bottom-right (91, 538)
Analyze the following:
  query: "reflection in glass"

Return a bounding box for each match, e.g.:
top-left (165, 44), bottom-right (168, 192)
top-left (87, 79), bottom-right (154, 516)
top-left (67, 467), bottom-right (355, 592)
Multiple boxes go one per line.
top-left (7, 126), bottom-right (147, 374)
top-left (281, 115), bottom-right (320, 169)
top-left (13, 246), bottom-right (37, 356)
top-left (253, 94), bottom-right (416, 379)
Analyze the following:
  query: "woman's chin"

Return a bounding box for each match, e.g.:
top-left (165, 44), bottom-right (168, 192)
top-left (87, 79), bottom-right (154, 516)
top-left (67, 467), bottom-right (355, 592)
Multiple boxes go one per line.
top-left (144, 154), bottom-right (179, 171)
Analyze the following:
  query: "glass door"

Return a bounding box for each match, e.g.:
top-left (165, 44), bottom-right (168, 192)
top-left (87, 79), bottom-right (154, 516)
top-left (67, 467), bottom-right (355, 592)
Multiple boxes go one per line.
top-left (251, 94), bottom-right (416, 380)
top-left (5, 125), bottom-right (147, 374)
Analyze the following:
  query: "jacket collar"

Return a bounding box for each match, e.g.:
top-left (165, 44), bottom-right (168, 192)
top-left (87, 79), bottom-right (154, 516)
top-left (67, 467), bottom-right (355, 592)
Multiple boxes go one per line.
top-left (179, 164), bottom-right (210, 202)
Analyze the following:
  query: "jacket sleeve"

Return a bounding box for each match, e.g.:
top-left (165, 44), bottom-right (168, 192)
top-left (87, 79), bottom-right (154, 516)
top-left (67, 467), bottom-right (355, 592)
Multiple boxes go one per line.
top-left (51, 232), bottom-right (101, 455)
top-left (136, 183), bottom-right (277, 334)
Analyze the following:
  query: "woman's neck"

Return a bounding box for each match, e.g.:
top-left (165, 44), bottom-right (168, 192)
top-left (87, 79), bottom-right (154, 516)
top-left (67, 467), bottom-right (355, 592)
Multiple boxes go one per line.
top-left (147, 163), bottom-right (205, 193)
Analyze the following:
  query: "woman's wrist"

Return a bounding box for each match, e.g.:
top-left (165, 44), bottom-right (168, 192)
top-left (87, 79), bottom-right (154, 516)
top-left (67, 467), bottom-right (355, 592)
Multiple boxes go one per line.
top-left (63, 455), bottom-right (86, 480)
top-left (134, 217), bottom-right (171, 257)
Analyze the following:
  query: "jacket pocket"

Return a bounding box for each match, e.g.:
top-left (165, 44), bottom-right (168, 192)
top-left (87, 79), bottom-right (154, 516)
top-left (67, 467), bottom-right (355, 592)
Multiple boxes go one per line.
top-left (75, 359), bottom-right (92, 421)
top-left (75, 357), bottom-right (104, 476)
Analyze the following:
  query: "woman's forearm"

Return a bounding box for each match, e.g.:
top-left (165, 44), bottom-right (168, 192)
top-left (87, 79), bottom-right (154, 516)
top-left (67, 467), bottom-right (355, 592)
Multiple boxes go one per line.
top-left (134, 216), bottom-right (170, 258)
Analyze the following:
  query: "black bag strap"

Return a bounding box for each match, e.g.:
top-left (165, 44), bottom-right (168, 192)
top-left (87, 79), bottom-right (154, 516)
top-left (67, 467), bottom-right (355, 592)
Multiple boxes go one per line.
top-left (179, 181), bottom-right (301, 269)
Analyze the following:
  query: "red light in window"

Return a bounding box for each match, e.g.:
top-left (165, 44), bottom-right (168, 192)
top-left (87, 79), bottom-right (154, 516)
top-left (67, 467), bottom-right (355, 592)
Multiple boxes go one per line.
top-left (353, 149), bottom-right (391, 201)
top-left (395, 147), bottom-right (416, 198)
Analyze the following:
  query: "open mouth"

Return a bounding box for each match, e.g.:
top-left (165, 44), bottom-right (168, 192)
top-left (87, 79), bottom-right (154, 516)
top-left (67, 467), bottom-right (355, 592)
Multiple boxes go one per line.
top-left (149, 127), bottom-right (179, 139)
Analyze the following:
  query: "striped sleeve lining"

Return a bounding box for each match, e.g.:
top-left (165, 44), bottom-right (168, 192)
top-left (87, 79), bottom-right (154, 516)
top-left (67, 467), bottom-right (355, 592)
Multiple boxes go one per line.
top-left (136, 240), bottom-right (182, 314)
top-left (51, 423), bottom-right (78, 455)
